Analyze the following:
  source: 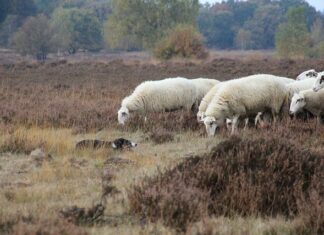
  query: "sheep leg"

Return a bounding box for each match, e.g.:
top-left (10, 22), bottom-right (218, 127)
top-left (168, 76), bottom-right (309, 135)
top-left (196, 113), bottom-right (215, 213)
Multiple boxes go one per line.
top-left (243, 118), bottom-right (249, 130)
top-left (254, 112), bottom-right (261, 127)
top-left (271, 109), bottom-right (278, 125)
top-left (231, 115), bottom-right (240, 135)
top-left (315, 116), bottom-right (321, 129)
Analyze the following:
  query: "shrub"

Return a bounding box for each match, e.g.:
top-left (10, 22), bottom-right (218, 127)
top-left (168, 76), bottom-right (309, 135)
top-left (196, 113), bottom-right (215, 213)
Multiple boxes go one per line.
top-left (128, 136), bottom-right (324, 232)
top-left (12, 14), bottom-right (57, 61)
top-left (153, 24), bottom-right (208, 60)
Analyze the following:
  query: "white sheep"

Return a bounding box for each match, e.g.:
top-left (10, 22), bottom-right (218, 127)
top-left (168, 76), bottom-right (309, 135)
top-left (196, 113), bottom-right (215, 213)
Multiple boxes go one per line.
top-left (197, 82), bottom-right (224, 122)
top-left (290, 89), bottom-right (324, 126)
top-left (296, 69), bottom-right (318, 81)
top-left (203, 74), bottom-right (288, 136)
top-left (191, 78), bottom-right (220, 106)
top-left (285, 77), bottom-right (317, 103)
top-left (117, 77), bottom-right (217, 125)
top-left (198, 74), bottom-right (293, 123)
top-left (312, 71), bottom-right (324, 92)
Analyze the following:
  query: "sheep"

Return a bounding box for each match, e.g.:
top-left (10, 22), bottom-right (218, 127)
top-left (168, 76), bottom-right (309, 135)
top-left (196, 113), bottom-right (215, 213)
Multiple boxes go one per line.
top-left (285, 77), bottom-right (317, 108)
top-left (203, 74), bottom-right (288, 136)
top-left (198, 74), bottom-right (293, 124)
top-left (296, 69), bottom-right (318, 81)
top-left (190, 78), bottom-right (220, 107)
top-left (197, 82), bottom-right (224, 122)
top-left (312, 71), bottom-right (324, 92)
top-left (118, 77), bottom-right (197, 125)
top-left (289, 89), bottom-right (324, 127)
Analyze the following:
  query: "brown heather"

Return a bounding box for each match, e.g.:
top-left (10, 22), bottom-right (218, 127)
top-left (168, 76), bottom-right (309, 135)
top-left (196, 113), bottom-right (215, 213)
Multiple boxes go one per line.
top-left (1, 57), bottom-right (324, 132)
top-left (1, 55), bottom-right (324, 234)
top-left (129, 133), bottom-right (324, 232)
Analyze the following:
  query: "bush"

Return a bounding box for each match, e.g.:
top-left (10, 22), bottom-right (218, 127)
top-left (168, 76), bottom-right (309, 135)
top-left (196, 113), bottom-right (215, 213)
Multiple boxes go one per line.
top-left (153, 24), bottom-right (208, 60)
top-left (12, 14), bottom-right (57, 61)
top-left (128, 136), bottom-right (324, 232)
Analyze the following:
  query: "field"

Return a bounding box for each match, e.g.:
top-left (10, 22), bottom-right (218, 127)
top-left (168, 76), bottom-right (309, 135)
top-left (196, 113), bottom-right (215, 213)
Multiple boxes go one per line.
top-left (0, 52), bottom-right (323, 234)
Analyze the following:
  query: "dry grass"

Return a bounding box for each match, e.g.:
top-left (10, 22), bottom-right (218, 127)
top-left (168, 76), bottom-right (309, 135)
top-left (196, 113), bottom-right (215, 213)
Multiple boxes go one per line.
top-left (0, 126), bottom-right (214, 235)
top-left (187, 216), bottom-right (310, 235)
top-left (0, 57), bottom-right (324, 234)
top-left (128, 132), bottom-right (324, 232)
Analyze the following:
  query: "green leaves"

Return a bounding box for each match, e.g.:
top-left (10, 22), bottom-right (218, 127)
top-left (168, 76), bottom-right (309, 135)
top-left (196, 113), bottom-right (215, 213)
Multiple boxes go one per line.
top-left (105, 0), bottom-right (199, 50)
top-left (12, 14), bottom-right (56, 60)
top-left (51, 8), bottom-right (103, 52)
top-left (275, 7), bottom-right (311, 58)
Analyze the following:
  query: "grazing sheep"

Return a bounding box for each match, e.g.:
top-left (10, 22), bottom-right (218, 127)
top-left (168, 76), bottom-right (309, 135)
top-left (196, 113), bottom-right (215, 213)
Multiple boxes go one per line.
top-left (198, 74), bottom-right (292, 123)
top-left (296, 69), bottom-right (318, 81)
top-left (118, 77), bottom-right (219, 125)
top-left (284, 78), bottom-right (318, 116)
top-left (118, 77), bottom-right (197, 125)
top-left (197, 82), bottom-right (224, 122)
top-left (275, 76), bottom-right (295, 84)
top-left (290, 89), bottom-right (324, 126)
top-left (203, 75), bottom-right (287, 136)
top-left (312, 71), bottom-right (324, 92)
top-left (191, 78), bottom-right (220, 106)
top-left (286, 77), bottom-right (317, 95)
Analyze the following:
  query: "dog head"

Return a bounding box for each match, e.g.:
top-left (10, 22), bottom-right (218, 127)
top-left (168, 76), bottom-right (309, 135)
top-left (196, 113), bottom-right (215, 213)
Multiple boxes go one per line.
top-left (111, 138), bottom-right (137, 150)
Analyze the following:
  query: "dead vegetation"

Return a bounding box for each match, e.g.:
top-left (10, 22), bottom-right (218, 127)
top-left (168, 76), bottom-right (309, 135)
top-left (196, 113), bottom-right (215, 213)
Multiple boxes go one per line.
top-left (129, 134), bottom-right (324, 232)
top-left (1, 57), bottom-right (324, 132)
top-left (0, 56), bottom-right (324, 234)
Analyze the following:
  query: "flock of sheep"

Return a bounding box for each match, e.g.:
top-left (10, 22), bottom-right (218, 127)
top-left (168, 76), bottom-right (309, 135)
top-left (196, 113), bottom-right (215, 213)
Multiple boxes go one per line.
top-left (117, 69), bottom-right (324, 136)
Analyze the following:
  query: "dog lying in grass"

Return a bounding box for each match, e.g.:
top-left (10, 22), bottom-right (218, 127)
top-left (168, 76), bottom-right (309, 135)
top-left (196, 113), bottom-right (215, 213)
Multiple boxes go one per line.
top-left (75, 138), bottom-right (137, 150)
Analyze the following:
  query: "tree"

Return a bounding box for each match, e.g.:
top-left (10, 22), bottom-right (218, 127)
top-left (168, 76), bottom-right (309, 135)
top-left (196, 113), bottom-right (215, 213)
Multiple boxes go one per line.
top-left (311, 17), bottom-right (324, 46)
top-left (153, 24), bottom-right (208, 60)
top-left (9, 0), bottom-right (37, 18)
top-left (51, 8), bottom-right (103, 52)
top-left (198, 9), bottom-right (234, 49)
top-left (105, 0), bottom-right (199, 50)
top-left (275, 7), bottom-right (311, 58)
top-left (34, 0), bottom-right (61, 15)
top-left (0, 0), bottom-right (10, 23)
top-left (0, 0), bottom-right (36, 23)
top-left (12, 15), bottom-right (57, 61)
top-left (243, 4), bottom-right (283, 49)
top-left (235, 28), bottom-right (252, 50)
top-left (0, 15), bottom-right (20, 47)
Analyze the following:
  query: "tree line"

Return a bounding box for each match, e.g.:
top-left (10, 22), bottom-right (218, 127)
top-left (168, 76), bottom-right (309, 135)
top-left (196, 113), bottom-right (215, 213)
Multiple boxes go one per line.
top-left (0, 0), bottom-right (323, 60)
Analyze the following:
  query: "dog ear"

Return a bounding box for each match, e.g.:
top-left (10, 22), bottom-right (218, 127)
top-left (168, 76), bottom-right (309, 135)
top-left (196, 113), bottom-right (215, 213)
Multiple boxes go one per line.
top-left (111, 142), bottom-right (117, 149)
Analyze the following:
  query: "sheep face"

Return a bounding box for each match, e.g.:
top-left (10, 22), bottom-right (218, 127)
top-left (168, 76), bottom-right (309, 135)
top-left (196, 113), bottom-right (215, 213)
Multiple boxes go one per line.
top-left (118, 107), bottom-right (130, 125)
top-left (296, 69), bottom-right (317, 81)
top-left (290, 93), bottom-right (306, 115)
top-left (197, 111), bottom-right (206, 122)
top-left (204, 116), bottom-right (224, 136)
top-left (313, 72), bottom-right (324, 92)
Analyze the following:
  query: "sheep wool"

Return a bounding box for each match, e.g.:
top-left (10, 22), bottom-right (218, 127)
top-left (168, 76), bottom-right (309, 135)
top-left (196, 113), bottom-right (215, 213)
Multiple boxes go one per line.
top-left (204, 74), bottom-right (288, 134)
top-left (290, 89), bottom-right (324, 125)
top-left (286, 77), bottom-right (317, 97)
top-left (124, 77), bottom-right (197, 113)
top-left (191, 78), bottom-right (220, 103)
top-left (197, 82), bottom-right (224, 121)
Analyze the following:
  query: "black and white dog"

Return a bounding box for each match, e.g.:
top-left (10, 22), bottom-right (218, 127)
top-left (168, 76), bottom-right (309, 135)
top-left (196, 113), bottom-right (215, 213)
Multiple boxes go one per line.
top-left (76, 138), bottom-right (137, 150)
